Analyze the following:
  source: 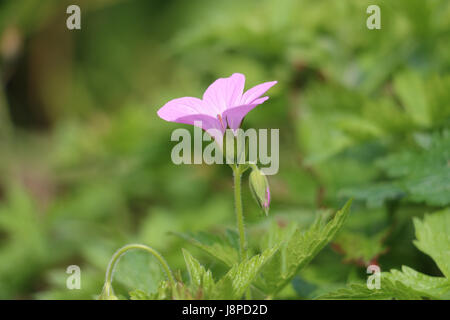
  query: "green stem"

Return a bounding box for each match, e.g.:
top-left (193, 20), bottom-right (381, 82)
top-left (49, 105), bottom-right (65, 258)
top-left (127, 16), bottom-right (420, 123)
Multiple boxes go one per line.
top-left (232, 164), bottom-right (253, 300)
top-left (101, 244), bottom-right (174, 299)
top-left (232, 165), bottom-right (247, 262)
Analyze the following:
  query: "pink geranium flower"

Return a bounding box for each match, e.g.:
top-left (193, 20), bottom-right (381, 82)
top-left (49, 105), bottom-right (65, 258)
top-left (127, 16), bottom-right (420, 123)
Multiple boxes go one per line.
top-left (157, 73), bottom-right (277, 145)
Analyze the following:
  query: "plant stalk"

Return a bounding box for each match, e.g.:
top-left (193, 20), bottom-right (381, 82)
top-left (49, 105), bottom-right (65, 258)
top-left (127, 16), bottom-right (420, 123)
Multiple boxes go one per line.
top-left (232, 164), bottom-right (252, 299)
top-left (232, 165), bottom-right (247, 262)
top-left (101, 244), bottom-right (175, 299)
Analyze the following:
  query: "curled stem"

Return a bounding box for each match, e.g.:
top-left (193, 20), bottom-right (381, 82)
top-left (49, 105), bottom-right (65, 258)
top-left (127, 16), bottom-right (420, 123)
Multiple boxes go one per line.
top-left (100, 243), bottom-right (174, 299)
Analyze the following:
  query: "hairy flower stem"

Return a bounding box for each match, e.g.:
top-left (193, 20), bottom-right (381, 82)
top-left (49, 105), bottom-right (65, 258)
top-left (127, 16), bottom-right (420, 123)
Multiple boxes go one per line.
top-left (100, 244), bottom-right (174, 299)
top-left (232, 164), bottom-right (252, 300)
top-left (232, 165), bottom-right (247, 262)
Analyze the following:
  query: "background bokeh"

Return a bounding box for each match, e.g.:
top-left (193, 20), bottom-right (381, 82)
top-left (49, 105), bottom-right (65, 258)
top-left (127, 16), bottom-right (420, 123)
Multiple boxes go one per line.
top-left (0, 0), bottom-right (449, 299)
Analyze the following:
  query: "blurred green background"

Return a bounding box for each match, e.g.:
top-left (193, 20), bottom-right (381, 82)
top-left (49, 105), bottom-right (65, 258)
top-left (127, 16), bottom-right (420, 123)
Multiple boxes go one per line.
top-left (0, 0), bottom-right (449, 299)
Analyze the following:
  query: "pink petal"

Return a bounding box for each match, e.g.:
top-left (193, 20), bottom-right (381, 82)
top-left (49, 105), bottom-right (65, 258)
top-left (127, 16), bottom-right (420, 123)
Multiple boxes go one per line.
top-left (222, 97), bottom-right (269, 132)
top-left (157, 97), bottom-right (208, 121)
top-left (240, 81), bottom-right (277, 105)
top-left (265, 187), bottom-right (270, 208)
top-left (202, 73), bottom-right (246, 114)
top-left (174, 113), bottom-right (225, 146)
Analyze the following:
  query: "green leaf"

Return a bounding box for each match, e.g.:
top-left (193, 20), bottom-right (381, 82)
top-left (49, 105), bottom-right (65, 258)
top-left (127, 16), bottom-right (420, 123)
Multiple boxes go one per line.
top-left (370, 130), bottom-right (450, 206)
top-left (405, 169), bottom-right (450, 206)
top-left (413, 208), bottom-right (450, 278)
top-left (321, 209), bottom-right (450, 300)
top-left (182, 249), bottom-right (215, 298)
top-left (259, 220), bottom-right (298, 253)
top-left (318, 279), bottom-right (423, 300)
top-left (257, 199), bottom-right (352, 295)
top-left (319, 267), bottom-right (450, 300)
top-left (378, 131), bottom-right (450, 179)
top-left (129, 289), bottom-right (151, 300)
top-left (213, 246), bottom-right (278, 299)
top-left (393, 70), bottom-right (431, 127)
top-left (172, 231), bottom-right (239, 267)
top-left (0, 184), bottom-right (48, 297)
top-left (384, 266), bottom-right (450, 299)
top-left (339, 182), bottom-right (405, 208)
top-left (333, 230), bottom-right (388, 265)
top-left (427, 74), bottom-right (450, 125)
top-left (112, 249), bottom-right (165, 297)
top-left (129, 280), bottom-right (191, 300)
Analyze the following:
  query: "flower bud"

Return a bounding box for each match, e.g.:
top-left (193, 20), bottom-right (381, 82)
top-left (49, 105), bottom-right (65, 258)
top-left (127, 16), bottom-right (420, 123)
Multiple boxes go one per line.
top-left (249, 166), bottom-right (270, 216)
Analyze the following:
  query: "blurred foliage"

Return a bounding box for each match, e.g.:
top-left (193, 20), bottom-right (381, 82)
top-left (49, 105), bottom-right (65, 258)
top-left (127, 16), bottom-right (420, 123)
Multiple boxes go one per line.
top-left (320, 208), bottom-right (450, 300)
top-left (0, 0), bottom-right (449, 299)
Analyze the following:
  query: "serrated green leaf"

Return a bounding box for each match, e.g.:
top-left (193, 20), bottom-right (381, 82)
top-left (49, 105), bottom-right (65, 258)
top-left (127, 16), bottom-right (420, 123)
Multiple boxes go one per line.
top-left (339, 182), bottom-right (405, 208)
top-left (129, 281), bottom-right (172, 300)
top-left (213, 246), bottom-right (278, 299)
top-left (375, 131), bottom-right (450, 206)
top-left (260, 220), bottom-right (298, 253)
top-left (182, 249), bottom-right (215, 298)
top-left (318, 278), bottom-right (423, 300)
top-left (321, 209), bottom-right (450, 300)
top-left (385, 266), bottom-right (450, 299)
top-left (378, 131), bottom-right (450, 179)
top-left (172, 231), bottom-right (239, 267)
top-left (413, 208), bottom-right (450, 278)
top-left (405, 169), bottom-right (450, 206)
top-left (319, 266), bottom-right (450, 300)
top-left (211, 276), bottom-right (234, 300)
top-left (257, 199), bottom-right (352, 295)
top-left (129, 280), bottom-right (196, 300)
top-left (129, 289), bottom-right (151, 300)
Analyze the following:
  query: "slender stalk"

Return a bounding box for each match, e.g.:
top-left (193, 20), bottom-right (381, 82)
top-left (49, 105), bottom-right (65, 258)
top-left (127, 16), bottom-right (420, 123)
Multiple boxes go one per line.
top-left (101, 244), bottom-right (174, 298)
top-left (232, 165), bottom-right (247, 262)
top-left (232, 164), bottom-right (253, 300)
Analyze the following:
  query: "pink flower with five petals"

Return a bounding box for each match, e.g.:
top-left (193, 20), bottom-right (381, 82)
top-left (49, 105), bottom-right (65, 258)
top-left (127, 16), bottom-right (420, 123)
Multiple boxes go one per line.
top-left (157, 73), bottom-right (277, 145)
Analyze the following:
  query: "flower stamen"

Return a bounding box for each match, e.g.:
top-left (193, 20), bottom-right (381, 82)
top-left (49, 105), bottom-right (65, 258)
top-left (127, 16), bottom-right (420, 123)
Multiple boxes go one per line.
top-left (217, 114), bottom-right (226, 130)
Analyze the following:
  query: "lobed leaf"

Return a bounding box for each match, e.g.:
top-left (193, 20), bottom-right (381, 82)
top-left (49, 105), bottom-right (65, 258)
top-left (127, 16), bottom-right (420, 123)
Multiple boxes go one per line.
top-left (213, 246), bottom-right (278, 299)
top-left (257, 199), bottom-right (352, 295)
top-left (182, 249), bottom-right (215, 299)
top-left (321, 209), bottom-right (450, 300)
top-left (413, 208), bottom-right (450, 278)
top-left (172, 231), bottom-right (239, 267)
top-left (318, 279), bottom-right (422, 300)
